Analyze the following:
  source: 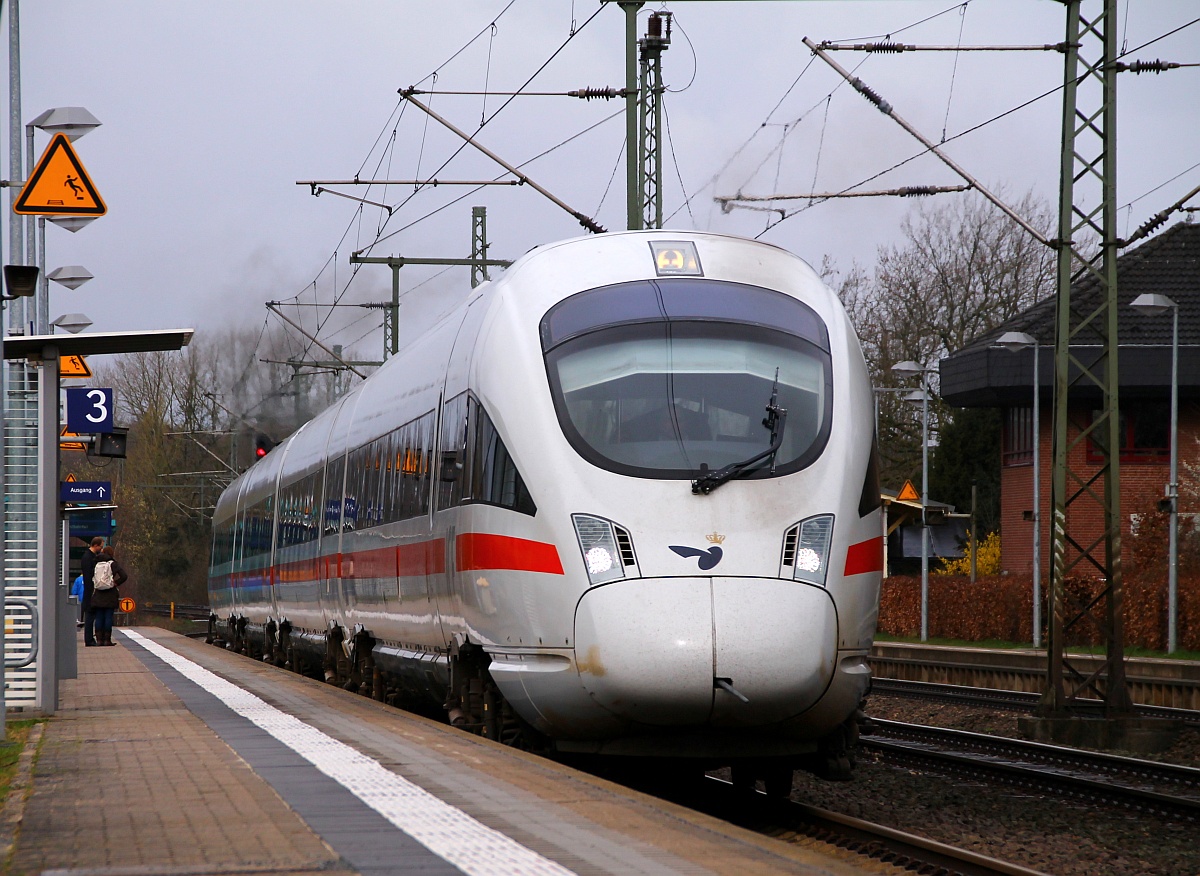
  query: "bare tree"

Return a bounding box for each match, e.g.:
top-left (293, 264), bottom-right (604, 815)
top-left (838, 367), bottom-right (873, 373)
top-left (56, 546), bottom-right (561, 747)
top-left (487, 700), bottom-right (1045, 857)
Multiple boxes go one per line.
top-left (828, 190), bottom-right (1057, 517)
top-left (77, 325), bottom-right (369, 604)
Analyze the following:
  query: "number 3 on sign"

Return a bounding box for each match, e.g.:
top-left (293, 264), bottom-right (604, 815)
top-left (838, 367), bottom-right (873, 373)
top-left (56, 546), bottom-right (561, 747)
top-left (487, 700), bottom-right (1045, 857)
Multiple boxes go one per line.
top-left (65, 387), bottom-right (114, 433)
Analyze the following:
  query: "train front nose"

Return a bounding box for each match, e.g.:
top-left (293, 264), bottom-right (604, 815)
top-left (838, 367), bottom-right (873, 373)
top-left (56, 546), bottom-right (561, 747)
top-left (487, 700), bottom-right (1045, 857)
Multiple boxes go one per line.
top-left (572, 577), bottom-right (838, 727)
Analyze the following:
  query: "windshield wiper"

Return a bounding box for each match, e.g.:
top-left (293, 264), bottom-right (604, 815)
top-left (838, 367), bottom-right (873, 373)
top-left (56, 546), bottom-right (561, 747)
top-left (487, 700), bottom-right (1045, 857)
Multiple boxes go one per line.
top-left (691, 370), bottom-right (788, 495)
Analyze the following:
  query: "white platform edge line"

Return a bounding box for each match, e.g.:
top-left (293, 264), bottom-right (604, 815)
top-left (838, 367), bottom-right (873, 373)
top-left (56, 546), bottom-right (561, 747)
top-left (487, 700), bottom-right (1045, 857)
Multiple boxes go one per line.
top-left (124, 630), bottom-right (578, 876)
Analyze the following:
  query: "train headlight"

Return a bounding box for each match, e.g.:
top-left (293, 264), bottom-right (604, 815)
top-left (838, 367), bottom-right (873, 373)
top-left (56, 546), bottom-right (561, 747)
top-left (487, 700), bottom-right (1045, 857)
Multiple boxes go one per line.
top-left (572, 514), bottom-right (627, 585)
top-left (781, 514), bottom-right (834, 586)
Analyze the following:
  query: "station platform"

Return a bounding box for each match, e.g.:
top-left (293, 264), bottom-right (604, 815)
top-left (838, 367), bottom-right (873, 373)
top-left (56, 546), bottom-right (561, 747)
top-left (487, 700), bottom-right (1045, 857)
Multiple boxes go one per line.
top-left (6, 627), bottom-right (882, 876)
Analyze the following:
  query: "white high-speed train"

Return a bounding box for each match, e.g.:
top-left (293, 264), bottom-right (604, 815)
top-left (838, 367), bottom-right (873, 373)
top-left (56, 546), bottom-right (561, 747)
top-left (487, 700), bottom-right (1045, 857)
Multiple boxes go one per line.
top-left (209, 230), bottom-right (883, 788)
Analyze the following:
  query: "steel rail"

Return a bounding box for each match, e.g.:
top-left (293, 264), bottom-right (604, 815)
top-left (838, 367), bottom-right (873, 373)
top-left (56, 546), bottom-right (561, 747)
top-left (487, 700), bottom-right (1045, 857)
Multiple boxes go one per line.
top-left (864, 720), bottom-right (1200, 822)
top-left (870, 677), bottom-right (1200, 727)
top-left (701, 775), bottom-right (1049, 876)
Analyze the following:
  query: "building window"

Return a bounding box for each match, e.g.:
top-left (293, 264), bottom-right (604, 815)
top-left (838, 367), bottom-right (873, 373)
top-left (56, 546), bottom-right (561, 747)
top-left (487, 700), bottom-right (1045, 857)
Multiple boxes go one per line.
top-left (1002, 406), bottom-right (1033, 466)
top-left (1086, 401), bottom-right (1169, 464)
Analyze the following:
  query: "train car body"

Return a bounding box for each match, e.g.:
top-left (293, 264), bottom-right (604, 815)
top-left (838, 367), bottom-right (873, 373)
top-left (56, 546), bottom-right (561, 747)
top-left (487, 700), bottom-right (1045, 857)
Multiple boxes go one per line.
top-left (209, 230), bottom-right (882, 775)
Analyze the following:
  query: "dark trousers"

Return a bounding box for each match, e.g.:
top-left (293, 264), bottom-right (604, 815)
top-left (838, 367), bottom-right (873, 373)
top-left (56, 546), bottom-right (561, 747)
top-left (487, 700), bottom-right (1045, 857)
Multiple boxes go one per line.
top-left (93, 606), bottom-right (115, 637)
top-left (84, 606), bottom-right (96, 646)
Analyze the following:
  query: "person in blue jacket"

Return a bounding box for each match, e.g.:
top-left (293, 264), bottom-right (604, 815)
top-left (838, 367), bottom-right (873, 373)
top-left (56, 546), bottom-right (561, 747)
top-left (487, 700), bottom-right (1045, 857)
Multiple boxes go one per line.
top-left (70, 574), bottom-right (85, 627)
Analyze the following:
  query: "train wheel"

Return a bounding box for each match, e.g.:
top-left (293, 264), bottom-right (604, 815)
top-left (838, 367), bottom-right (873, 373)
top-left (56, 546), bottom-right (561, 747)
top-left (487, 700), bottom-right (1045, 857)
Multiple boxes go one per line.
top-left (730, 764), bottom-right (756, 793)
top-left (762, 767), bottom-right (794, 799)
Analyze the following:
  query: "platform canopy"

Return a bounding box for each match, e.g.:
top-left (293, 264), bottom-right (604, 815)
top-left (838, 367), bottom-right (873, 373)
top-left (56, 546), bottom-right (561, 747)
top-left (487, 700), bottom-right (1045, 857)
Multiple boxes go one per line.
top-left (2, 328), bottom-right (194, 360)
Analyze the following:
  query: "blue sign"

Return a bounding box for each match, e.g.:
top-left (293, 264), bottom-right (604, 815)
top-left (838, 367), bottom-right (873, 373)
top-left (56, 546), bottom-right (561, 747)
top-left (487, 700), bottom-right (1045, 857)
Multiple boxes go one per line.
top-left (65, 387), bottom-right (114, 433)
top-left (68, 508), bottom-right (112, 538)
top-left (60, 481), bottom-right (112, 503)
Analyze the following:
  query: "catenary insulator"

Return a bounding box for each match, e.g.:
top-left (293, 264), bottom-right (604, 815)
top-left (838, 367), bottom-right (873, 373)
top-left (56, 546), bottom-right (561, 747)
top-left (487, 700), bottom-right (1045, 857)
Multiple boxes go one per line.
top-left (568, 87), bottom-right (620, 101)
top-left (1116, 59), bottom-right (1180, 74)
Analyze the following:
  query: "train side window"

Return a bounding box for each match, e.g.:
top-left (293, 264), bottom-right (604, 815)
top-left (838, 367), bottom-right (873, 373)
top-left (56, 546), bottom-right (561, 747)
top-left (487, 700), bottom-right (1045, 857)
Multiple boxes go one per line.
top-left (438, 393), bottom-right (469, 511)
top-left (323, 455), bottom-right (345, 535)
top-left (468, 397), bottom-right (537, 516)
top-left (416, 411), bottom-right (435, 516)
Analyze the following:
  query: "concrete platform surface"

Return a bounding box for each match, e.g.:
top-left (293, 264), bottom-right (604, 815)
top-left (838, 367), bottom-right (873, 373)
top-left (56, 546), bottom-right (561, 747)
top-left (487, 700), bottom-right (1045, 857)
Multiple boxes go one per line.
top-left (3, 627), bottom-right (884, 876)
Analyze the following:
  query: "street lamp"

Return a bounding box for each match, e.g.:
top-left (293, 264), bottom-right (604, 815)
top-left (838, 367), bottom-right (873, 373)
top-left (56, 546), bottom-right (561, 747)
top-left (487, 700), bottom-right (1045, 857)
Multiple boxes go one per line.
top-left (1129, 293), bottom-right (1180, 653)
top-left (996, 331), bottom-right (1042, 648)
top-left (892, 359), bottom-right (935, 642)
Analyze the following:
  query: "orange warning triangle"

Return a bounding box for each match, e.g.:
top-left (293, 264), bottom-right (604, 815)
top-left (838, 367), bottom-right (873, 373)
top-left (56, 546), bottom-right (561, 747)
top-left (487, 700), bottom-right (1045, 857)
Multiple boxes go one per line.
top-left (60, 354), bottom-right (92, 378)
top-left (60, 425), bottom-right (87, 452)
top-left (65, 473), bottom-right (76, 482)
top-left (897, 480), bottom-right (920, 502)
top-left (14, 133), bottom-right (106, 216)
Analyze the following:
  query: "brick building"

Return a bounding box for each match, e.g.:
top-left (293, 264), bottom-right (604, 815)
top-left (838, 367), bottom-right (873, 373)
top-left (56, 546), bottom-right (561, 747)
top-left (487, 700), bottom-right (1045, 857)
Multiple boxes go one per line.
top-left (939, 221), bottom-right (1200, 574)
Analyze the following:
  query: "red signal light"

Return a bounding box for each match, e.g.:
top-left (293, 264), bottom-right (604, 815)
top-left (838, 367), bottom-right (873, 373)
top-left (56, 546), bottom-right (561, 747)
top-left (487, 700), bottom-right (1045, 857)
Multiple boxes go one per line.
top-left (253, 433), bottom-right (274, 459)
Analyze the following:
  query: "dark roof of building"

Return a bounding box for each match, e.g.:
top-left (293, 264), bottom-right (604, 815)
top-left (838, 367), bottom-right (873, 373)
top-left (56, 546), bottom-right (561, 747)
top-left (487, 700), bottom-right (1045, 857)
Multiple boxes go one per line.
top-left (940, 220), bottom-right (1200, 407)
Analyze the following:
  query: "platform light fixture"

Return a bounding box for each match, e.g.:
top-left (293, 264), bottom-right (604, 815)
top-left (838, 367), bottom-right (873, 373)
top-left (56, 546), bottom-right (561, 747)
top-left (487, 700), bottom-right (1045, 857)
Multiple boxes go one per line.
top-left (47, 266), bottom-right (93, 291)
top-left (1129, 293), bottom-right (1180, 653)
top-left (892, 359), bottom-right (936, 642)
top-left (51, 313), bottom-right (93, 334)
top-left (995, 331), bottom-right (1042, 648)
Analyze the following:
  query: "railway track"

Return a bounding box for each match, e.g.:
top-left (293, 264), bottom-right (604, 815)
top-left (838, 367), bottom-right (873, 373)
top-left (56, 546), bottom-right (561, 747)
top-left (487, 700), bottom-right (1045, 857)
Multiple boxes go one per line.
top-left (697, 775), bottom-right (1049, 876)
top-left (138, 603), bottom-right (212, 622)
top-left (865, 718), bottom-right (1200, 823)
top-left (869, 644), bottom-right (1200, 711)
top-left (870, 676), bottom-right (1200, 727)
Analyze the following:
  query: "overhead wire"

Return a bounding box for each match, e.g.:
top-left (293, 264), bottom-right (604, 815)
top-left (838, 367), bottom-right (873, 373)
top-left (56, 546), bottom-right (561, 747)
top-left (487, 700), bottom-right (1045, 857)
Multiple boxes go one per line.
top-left (263, 0), bottom-right (525, 372)
top-left (940, 2), bottom-right (969, 142)
top-left (661, 96), bottom-right (693, 224)
top-left (595, 138), bottom-right (626, 216)
top-left (831, 0), bottom-right (973, 44)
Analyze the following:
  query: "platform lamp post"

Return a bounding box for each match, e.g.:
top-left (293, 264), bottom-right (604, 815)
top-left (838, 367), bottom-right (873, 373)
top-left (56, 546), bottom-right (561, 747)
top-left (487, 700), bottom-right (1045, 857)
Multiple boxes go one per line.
top-left (1129, 293), bottom-right (1180, 654)
top-left (892, 360), bottom-right (935, 641)
top-left (995, 332), bottom-right (1042, 648)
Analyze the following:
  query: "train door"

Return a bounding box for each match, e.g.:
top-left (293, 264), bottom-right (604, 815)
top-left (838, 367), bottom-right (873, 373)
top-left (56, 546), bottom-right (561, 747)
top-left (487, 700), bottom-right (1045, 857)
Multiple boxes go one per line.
top-left (229, 480), bottom-right (251, 617)
top-left (432, 294), bottom-right (491, 645)
top-left (318, 390), bottom-right (363, 632)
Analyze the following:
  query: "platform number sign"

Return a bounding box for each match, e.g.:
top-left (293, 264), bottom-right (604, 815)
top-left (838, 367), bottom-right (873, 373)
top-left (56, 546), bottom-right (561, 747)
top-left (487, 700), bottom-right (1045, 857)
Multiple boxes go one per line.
top-left (65, 387), bottom-right (114, 433)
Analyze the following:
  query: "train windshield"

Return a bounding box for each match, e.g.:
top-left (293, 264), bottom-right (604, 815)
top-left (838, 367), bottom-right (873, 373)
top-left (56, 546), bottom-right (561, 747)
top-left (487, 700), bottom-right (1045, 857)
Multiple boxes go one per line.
top-left (541, 279), bottom-right (833, 480)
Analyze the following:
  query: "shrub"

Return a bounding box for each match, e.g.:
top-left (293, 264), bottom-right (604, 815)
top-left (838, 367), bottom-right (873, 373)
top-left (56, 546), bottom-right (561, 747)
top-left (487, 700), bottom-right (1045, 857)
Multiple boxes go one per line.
top-left (936, 531), bottom-right (1001, 576)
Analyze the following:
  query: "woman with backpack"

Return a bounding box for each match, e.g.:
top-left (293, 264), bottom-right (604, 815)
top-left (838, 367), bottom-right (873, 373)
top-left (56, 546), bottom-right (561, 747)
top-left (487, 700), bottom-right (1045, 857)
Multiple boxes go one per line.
top-left (90, 546), bottom-right (129, 646)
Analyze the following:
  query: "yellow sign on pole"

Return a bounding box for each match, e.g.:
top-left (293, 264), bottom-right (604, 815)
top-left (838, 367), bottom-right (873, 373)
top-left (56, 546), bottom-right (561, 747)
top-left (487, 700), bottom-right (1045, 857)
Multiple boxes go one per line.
top-left (60, 354), bottom-right (92, 378)
top-left (14, 133), bottom-right (106, 216)
top-left (119, 597), bottom-right (136, 613)
top-left (60, 425), bottom-right (87, 452)
top-left (897, 480), bottom-right (921, 502)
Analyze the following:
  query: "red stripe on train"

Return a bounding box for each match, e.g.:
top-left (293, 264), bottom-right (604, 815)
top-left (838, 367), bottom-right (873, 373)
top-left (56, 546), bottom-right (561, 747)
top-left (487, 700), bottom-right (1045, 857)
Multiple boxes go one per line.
top-left (844, 536), bottom-right (884, 576)
top-left (455, 533), bottom-right (565, 575)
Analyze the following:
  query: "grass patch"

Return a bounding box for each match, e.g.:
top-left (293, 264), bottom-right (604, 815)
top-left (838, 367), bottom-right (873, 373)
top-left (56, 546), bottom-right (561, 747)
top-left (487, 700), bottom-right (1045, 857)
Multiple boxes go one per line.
top-left (0, 719), bottom-right (42, 800)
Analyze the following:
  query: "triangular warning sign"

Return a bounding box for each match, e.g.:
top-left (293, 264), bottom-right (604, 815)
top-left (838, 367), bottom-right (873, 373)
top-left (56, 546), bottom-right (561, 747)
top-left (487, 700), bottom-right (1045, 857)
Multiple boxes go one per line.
top-left (65, 473), bottom-right (76, 482)
top-left (59, 425), bottom-right (87, 452)
top-left (60, 354), bottom-right (92, 378)
top-left (897, 480), bottom-right (921, 502)
top-left (14, 133), bottom-right (106, 216)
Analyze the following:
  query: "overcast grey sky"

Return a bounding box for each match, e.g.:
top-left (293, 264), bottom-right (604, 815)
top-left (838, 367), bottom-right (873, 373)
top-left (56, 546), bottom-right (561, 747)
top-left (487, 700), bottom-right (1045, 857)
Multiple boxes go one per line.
top-left (6, 1), bottom-right (1198, 361)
